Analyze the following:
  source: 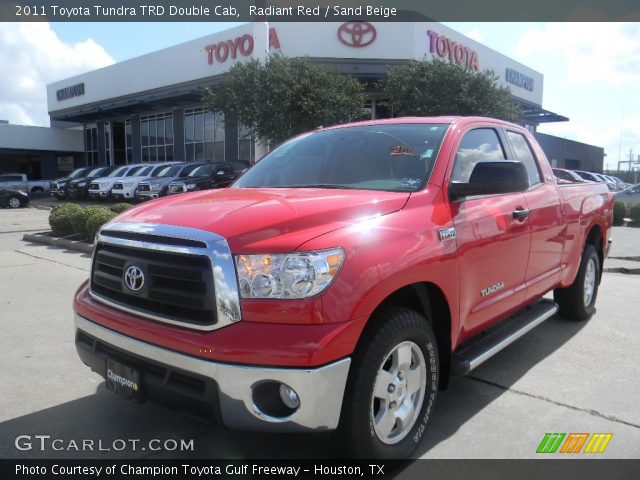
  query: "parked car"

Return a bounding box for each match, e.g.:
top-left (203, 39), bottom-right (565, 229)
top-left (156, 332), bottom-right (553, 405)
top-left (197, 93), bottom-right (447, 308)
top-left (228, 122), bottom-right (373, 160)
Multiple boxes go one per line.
top-left (593, 173), bottom-right (617, 192)
top-left (49, 167), bottom-right (93, 199)
top-left (0, 174), bottom-right (49, 194)
top-left (573, 170), bottom-right (604, 183)
top-left (600, 174), bottom-right (627, 192)
top-left (0, 188), bottom-right (30, 208)
top-left (74, 116), bottom-right (613, 459)
top-left (614, 183), bottom-right (640, 204)
top-left (66, 166), bottom-right (119, 199)
top-left (111, 162), bottom-right (183, 201)
top-left (136, 163), bottom-right (205, 201)
top-left (167, 160), bottom-right (249, 195)
top-left (552, 168), bottom-right (587, 183)
top-left (88, 164), bottom-right (148, 200)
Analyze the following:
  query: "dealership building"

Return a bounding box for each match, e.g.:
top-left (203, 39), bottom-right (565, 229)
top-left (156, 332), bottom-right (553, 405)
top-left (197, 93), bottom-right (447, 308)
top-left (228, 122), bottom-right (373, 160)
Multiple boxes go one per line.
top-left (16, 22), bottom-right (605, 178)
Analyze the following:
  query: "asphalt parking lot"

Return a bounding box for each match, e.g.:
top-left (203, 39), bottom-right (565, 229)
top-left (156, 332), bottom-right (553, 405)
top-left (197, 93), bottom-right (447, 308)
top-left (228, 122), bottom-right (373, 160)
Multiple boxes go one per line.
top-left (1, 206), bottom-right (639, 460)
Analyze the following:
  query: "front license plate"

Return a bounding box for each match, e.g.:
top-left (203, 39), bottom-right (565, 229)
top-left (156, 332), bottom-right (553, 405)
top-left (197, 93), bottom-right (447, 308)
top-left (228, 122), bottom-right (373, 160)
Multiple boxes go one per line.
top-left (106, 358), bottom-right (143, 400)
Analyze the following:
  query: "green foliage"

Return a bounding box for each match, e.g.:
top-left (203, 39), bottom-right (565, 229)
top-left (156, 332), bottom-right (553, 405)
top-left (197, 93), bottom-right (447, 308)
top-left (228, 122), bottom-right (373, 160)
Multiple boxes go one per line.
top-left (629, 202), bottom-right (640, 223)
top-left (110, 203), bottom-right (132, 214)
top-left (48, 203), bottom-right (83, 237)
top-left (85, 209), bottom-right (117, 240)
top-left (613, 200), bottom-right (628, 226)
top-left (69, 206), bottom-right (111, 238)
top-left (203, 53), bottom-right (367, 146)
top-left (378, 59), bottom-right (522, 122)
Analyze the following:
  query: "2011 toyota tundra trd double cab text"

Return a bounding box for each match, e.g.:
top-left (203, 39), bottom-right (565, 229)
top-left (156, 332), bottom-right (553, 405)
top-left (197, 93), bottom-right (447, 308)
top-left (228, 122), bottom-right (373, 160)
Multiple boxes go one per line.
top-left (74, 117), bottom-right (613, 458)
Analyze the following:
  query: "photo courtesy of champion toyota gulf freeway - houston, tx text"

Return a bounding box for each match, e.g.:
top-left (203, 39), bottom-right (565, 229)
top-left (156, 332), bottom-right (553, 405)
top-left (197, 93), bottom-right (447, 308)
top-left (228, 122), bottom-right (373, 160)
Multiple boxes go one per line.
top-left (73, 117), bottom-right (613, 459)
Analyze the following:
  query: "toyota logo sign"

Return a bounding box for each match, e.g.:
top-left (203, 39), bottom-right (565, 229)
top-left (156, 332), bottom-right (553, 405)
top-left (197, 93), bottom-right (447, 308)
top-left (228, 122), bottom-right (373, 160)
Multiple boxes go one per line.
top-left (124, 265), bottom-right (144, 292)
top-left (337, 22), bottom-right (377, 48)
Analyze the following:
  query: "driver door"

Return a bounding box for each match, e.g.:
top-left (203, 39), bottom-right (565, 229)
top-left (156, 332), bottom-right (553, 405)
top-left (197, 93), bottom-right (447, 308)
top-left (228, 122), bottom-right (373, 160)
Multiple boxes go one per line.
top-left (448, 126), bottom-right (532, 339)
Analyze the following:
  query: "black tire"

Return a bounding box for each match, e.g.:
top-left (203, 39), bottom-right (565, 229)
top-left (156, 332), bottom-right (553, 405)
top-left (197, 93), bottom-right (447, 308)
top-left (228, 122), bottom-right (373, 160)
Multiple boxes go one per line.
top-left (7, 196), bottom-right (22, 209)
top-left (554, 244), bottom-right (600, 320)
top-left (334, 307), bottom-right (439, 459)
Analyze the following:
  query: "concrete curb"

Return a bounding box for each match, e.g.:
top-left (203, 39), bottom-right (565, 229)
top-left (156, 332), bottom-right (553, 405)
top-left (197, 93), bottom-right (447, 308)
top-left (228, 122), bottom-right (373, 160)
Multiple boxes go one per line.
top-left (23, 231), bottom-right (94, 254)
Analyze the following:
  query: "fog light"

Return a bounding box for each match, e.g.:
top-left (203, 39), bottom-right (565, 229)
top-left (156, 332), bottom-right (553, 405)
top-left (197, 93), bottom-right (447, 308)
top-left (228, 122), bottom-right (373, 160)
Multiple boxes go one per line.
top-left (279, 384), bottom-right (300, 409)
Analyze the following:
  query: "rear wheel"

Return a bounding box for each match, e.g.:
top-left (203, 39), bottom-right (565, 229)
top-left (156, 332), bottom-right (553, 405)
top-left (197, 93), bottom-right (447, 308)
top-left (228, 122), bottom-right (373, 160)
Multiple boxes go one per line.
top-left (335, 307), bottom-right (439, 458)
top-left (7, 196), bottom-right (22, 208)
top-left (554, 244), bottom-right (600, 320)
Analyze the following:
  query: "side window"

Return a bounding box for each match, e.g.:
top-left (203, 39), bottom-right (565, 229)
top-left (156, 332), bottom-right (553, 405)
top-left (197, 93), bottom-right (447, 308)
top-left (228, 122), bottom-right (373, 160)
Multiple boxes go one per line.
top-left (506, 131), bottom-right (542, 186)
top-left (451, 128), bottom-right (506, 182)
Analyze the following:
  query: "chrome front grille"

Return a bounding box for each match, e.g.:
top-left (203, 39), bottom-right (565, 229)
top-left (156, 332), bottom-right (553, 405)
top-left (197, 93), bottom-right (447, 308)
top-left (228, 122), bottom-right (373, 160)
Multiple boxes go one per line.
top-left (90, 222), bottom-right (242, 331)
top-left (113, 182), bottom-right (124, 190)
top-left (138, 183), bottom-right (150, 192)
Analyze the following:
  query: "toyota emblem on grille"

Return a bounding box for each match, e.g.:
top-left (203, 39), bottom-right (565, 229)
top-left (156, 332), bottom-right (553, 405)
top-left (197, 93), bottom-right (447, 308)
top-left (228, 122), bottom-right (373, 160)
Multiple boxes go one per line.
top-left (124, 265), bottom-right (144, 291)
top-left (337, 22), bottom-right (377, 48)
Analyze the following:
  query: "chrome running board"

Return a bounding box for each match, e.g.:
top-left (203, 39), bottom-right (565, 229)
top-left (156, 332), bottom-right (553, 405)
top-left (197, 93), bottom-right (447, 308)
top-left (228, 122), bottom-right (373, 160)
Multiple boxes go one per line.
top-left (451, 299), bottom-right (558, 376)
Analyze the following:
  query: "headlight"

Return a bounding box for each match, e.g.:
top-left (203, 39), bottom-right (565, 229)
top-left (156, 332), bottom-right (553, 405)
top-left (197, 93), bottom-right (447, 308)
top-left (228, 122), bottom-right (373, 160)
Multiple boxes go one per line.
top-left (99, 182), bottom-right (109, 188)
top-left (123, 182), bottom-right (134, 187)
top-left (150, 183), bottom-right (161, 190)
top-left (235, 248), bottom-right (344, 299)
top-left (77, 182), bottom-right (87, 187)
top-left (186, 183), bottom-right (197, 190)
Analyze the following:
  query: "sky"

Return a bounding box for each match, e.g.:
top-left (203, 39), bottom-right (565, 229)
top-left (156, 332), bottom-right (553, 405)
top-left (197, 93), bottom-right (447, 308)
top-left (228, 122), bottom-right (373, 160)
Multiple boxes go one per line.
top-left (0, 21), bottom-right (638, 170)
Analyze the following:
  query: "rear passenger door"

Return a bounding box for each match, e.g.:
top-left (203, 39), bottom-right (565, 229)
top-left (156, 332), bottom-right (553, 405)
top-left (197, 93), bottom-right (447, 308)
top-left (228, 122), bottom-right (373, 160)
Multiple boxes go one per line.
top-left (504, 129), bottom-right (564, 299)
top-left (447, 126), bottom-right (531, 337)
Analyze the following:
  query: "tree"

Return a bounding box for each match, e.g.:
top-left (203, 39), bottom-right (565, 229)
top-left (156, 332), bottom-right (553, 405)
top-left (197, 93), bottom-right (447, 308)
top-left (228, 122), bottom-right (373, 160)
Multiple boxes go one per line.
top-left (378, 59), bottom-right (522, 122)
top-left (203, 54), bottom-right (367, 146)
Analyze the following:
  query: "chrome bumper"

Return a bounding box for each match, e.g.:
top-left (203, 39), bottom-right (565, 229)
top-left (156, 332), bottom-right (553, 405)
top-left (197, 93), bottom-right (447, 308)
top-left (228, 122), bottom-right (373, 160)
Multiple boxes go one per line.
top-left (75, 314), bottom-right (351, 432)
top-left (136, 192), bottom-right (159, 199)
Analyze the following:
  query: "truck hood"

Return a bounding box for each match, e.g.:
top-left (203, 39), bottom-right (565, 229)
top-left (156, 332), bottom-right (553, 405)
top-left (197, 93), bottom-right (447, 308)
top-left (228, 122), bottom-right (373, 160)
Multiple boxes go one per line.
top-left (91, 176), bottom-right (130, 185)
top-left (139, 176), bottom-right (179, 186)
top-left (115, 187), bottom-right (410, 252)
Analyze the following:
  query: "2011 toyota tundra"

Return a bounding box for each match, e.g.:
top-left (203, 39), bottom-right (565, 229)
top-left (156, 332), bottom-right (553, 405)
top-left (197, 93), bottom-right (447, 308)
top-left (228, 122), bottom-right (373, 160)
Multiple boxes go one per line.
top-left (73, 117), bottom-right (613, 458)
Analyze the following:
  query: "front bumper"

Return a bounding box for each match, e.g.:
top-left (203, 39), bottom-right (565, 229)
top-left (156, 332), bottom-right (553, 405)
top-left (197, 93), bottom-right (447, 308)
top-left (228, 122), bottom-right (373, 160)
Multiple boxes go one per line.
top-left (75, 314), bottom-right (351, 432)
top-left (111, 189), bottom-right (135, 199)
top-left (136, 192), bottom-right (160, 200)
top-left (89, 190), bottom-right (110, 199)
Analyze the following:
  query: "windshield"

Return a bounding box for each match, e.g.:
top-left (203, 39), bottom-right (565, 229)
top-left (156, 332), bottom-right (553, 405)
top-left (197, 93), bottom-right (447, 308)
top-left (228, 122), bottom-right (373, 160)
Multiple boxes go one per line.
top-left (234, 124), bottom-right (449, 192)
top-left (108, 166), bottom-right (130, 177)
top-left (151, 164), bottom-right (173, 176)
top-left (156, 165), bottom-right (184, 178)
top-left (188, 165), bottom-right (214, 177)
top-left (131, 165), bottom-right (153, 176)
top-left (87, 168), bottom-right (107, 178)
top-left (69, 168), bottom-right (87, 178)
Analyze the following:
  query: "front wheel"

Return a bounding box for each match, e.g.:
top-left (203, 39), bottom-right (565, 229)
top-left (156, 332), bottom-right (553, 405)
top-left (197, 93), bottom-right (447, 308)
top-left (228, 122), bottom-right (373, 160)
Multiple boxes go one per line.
top-left (335, 307), bottom-right (439, 458)
top-left (7, 196), bottom-right (22, 208)
top-left (554, 244), bottom-right (600, 320)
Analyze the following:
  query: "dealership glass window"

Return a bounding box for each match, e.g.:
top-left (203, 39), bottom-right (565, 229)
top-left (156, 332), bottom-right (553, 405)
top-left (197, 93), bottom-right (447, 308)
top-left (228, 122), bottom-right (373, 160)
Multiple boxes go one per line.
top-left (184, 107), bottom-right (224, 162)
top-left (141, 113), bottom-right (173, 163)
top-left (125, 120), bottom-right (133, 163)
top-left (238, 124), bottom-right (255, 163)
top-left (84, 125), bottom-right (98, 166)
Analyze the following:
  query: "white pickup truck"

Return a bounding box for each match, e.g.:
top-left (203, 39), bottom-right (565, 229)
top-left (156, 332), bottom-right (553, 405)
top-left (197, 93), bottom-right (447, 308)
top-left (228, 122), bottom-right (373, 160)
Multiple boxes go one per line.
top-left (0, 173), bottom-right (50, 193)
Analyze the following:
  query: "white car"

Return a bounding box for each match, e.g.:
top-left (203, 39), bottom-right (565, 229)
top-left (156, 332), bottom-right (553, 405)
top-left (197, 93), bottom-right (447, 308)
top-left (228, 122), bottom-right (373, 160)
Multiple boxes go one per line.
top-left (111, 162), bottom-right (182, 200)
top-left (87, 164), bottom-right (146, 200)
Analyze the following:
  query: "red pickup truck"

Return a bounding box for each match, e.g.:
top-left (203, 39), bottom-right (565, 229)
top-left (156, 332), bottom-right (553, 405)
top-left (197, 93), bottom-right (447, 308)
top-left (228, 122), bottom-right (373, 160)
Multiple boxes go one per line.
top-left (74, 117), bottom-right (613, 458)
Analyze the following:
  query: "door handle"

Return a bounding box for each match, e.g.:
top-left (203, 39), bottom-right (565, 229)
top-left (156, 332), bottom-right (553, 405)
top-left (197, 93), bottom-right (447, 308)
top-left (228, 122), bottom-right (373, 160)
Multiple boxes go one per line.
top-left (513, 208), bottom-right (530, 220)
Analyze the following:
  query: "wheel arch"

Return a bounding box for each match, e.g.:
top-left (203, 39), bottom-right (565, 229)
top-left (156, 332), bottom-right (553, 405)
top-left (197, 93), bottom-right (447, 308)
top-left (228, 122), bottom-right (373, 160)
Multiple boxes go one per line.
top-left (356, 281), bottom-right (453, 390)
top-left (584, 222), bottom-right (604, 283)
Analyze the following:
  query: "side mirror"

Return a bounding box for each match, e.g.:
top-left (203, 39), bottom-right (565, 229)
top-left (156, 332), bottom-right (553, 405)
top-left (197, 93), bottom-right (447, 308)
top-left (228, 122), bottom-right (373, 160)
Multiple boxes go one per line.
top-left (450, 160), bottom-right (529, 201)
